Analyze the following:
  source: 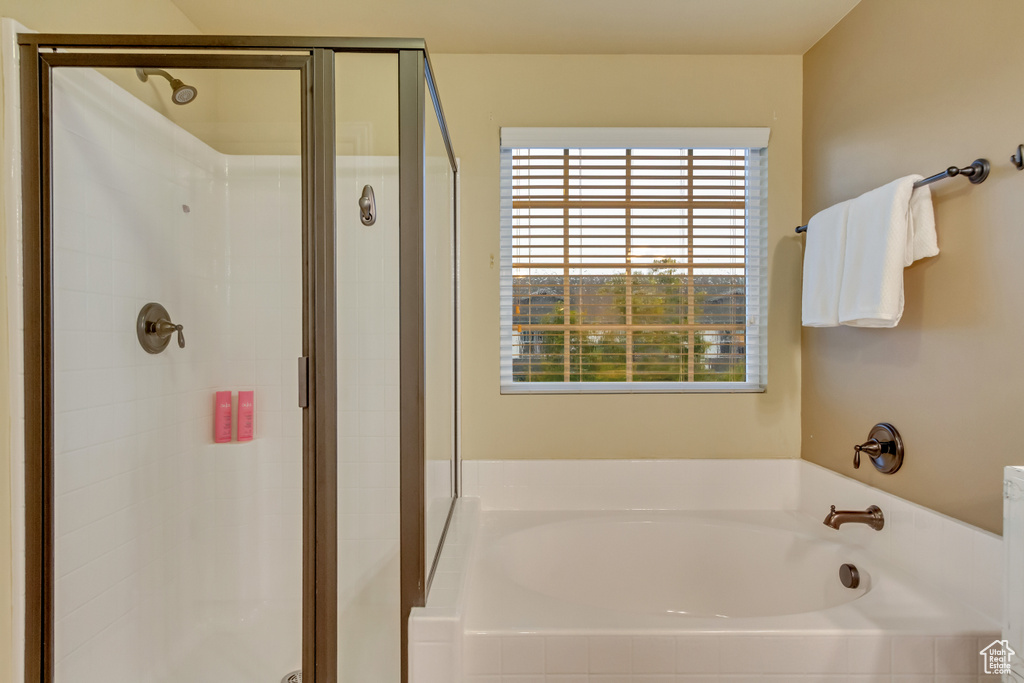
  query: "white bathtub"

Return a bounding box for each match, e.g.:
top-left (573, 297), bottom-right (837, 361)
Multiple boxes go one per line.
top-left (461, 509), bottom-right (1000, 680)
top-left (488, 512), bottom-right (869, 620)
top-left (407, 461), bottom-right (1004, 681)
top-left (467, 510), bottom-right (995, 636)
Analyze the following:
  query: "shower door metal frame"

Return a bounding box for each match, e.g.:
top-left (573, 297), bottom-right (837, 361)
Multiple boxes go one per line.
top-left (398, 47), bottom-right (461, 683)
top-left (19, 45), bottom-right (332, 683)
top-left (19, 34), bottom-right (459, 683)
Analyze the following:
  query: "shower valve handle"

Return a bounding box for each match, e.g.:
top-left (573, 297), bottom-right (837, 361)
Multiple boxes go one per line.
top-left (151, 318), bottom-right (185, 348)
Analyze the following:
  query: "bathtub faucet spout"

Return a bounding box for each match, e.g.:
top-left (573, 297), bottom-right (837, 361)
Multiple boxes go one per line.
top-left (823, 505), bottom-right (884, 531)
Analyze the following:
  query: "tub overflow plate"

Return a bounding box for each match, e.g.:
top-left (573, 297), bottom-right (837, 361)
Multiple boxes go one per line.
top-left (839, 563), bottom-right (860, 589)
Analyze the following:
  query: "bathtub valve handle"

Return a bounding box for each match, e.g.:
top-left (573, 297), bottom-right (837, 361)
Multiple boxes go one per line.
top-left (852, 423), bottom-right (904, 475)
top-left (853, 439), bottom-right (882, 469)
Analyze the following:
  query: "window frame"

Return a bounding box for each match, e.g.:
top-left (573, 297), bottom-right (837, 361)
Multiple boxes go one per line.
top-left (498, 127), bottom-right (769, 395)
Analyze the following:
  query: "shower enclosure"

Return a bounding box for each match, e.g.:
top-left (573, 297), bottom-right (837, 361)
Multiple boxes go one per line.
top-left (17, 35), bottom-right (457, 683)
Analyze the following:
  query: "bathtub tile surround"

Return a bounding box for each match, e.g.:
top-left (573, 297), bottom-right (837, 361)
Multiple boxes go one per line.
top-left (675, 637), bottom-right (721, 674)
top-left (419, 459), bottom-right (1003, 683)
top-left (409, 498), bottom-right (480, 683)
top-left (461, 634), bottom-right (999, 680)
top-left (461, 459), bottom-right (800, 511)
top-left (546, 637), bottom-right (591, 674)
top-left (1005, 466), bottom-right (1024, 681)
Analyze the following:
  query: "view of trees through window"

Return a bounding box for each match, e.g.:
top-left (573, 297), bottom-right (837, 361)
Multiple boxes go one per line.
top-left (508, 147), bottom-right (750, 385)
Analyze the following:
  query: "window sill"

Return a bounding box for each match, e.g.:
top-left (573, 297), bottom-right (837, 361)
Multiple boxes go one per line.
top-left (500, 381), bottom-right (766, 395)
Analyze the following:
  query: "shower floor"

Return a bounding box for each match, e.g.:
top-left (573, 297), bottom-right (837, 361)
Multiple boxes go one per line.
top-left (158, 600), bottom-right (301, 683)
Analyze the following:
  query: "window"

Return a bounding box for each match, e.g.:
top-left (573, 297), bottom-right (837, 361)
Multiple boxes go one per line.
top-left (499, 128), bottom-right (768, 394)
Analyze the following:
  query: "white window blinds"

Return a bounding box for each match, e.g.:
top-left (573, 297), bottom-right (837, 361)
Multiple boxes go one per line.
top-left (499, 128), bottom-right (768, 394)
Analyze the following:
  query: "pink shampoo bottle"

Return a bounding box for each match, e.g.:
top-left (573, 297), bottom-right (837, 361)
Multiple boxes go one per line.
top-left (214, 391), bottom-right (233, 443)
top-left (237, 390), bottom-right (255, 442)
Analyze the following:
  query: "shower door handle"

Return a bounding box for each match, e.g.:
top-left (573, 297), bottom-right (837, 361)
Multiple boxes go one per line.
top-left (298, 356), bottom-right (310, 408)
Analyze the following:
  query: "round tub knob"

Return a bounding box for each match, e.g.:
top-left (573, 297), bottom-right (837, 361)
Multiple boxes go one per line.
top-left (853, 423), bottom-right (904, 474)
top-left (839, 563), bottom-right (860, 589)
top-left (137, 302), bottom-right (185, 354)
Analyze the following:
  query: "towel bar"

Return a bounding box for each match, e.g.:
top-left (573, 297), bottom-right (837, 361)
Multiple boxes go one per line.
top-left (795, 158), bottom-right (990, 233)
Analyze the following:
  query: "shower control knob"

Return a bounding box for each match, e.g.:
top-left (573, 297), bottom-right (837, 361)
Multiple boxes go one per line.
top-left (853, 423), bottom-right (904, 475)
top-left (137, 303), bottom-right (185, 353)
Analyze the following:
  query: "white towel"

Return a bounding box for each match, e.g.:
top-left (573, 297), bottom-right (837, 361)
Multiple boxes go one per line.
top-left (837, 175), bottom-right (938, 327)
top-left (801, 200), bottom-right (851, 327)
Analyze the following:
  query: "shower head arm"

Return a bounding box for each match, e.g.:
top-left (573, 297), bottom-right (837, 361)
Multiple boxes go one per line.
top-left (136, 67), bottom-right (174, 85)
top-left (135, 67), bottom-right (197, 105)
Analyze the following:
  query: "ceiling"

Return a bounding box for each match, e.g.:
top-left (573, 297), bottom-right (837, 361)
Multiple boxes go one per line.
top-left (168, 0), bottom-right (862, 55)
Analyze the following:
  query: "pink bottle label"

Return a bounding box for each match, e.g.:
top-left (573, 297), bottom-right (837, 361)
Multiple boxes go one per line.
top-left (214, 391), bottom-right (232, 443)
top-left (237, 390), bottom-right (255, 442)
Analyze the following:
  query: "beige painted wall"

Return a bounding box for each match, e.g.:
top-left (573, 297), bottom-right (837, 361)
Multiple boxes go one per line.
top-left (0, 1), bottom-right (205, 677)
top-left (0, 0), bottom-right (199, 33)
top-left (431, 54), bottom-right (804, 462)
top-left (802, 0), bottom-right (1024, 534)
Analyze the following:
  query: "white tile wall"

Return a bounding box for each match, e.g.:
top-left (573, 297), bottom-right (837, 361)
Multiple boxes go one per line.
top-left (337, 155), bottom-right (403, 683)
top-left (461, 459), bottom-right (800, 511)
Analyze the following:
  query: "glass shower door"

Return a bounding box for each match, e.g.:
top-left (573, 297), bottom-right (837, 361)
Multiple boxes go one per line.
top-left (26, 37), bottom-right (457, 683)
top-left (48, 60), bottom-right (305, 683)
top-left (424, 79), bottom-right (457, 582)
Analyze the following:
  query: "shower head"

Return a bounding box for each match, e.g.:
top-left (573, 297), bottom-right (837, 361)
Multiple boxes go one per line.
top-left (136, 67), bottom-right (198, 105)
top-left (168, 77), bottom-right (197, 105)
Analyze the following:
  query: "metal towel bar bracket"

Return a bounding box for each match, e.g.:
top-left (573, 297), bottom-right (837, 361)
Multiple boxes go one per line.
top-left (795, 158), bottom-right (991, 233)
